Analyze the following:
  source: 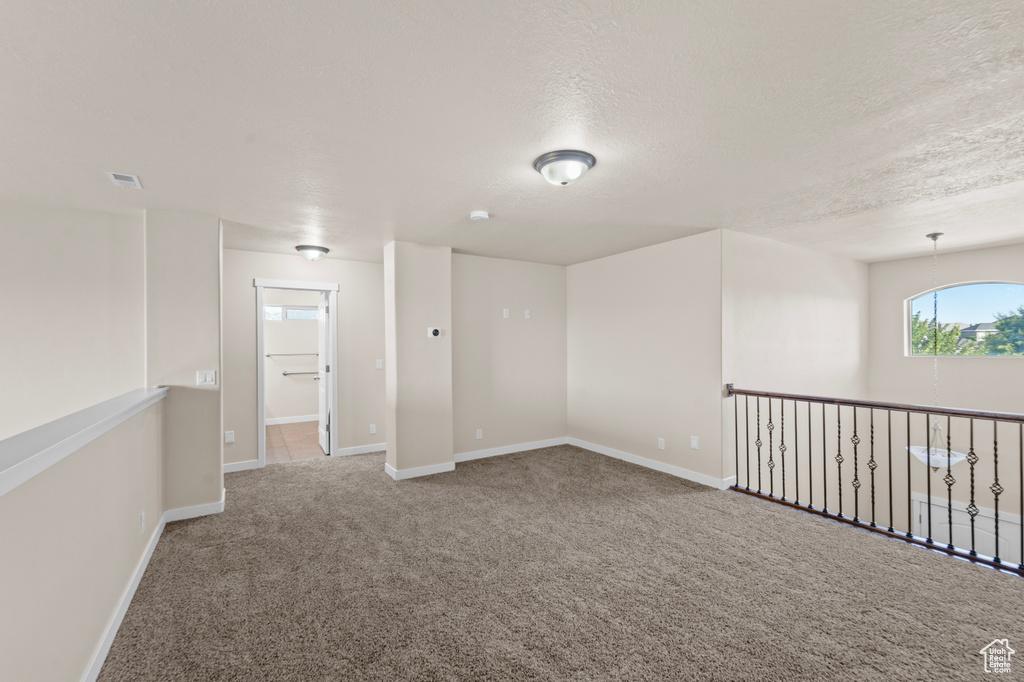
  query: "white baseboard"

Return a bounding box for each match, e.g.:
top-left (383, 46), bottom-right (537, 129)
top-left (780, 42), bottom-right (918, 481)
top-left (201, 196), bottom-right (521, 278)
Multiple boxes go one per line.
top-left (83, 487), bottom-right (225, 682)
top-left (567, 438), bottom-right (734, 490)
top-left (332, 442), bottom-right (387, 457)
top-left (224, 459), bottom-right (261, 473)
top-left (454, 437), bottom-right (569, 463)
top-left (385, 461), bottom-right (456, 480)
top-left (164, 488), bottom-right (226, 522)
top-left (265, 414), bottom-right (318, 426)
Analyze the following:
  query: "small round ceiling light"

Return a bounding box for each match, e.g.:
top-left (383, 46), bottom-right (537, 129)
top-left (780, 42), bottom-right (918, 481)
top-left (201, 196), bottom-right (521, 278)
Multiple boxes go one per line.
top-left (469, 211), bottom-right (490, 222)
top-left (533, 150), bottom-right (596, 186)
top-left (295, 245), bottom-right (329, 261)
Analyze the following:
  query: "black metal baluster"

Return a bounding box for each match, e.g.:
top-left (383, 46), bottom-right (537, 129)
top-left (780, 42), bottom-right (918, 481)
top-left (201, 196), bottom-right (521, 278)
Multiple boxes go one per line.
top-left (851, 408), bottom-right (861, 522)
top-left (836, 407), bottom-right (844, 518)
top-left (906, 412), bottom-right (912, 538)
top-left (992, 421), bottom-right (1002, 564)
top-left (780, 401), bottom-right (787, 501)
top-left (945, 415), bottom-right (955, 550)
top-left (868, 410), bottom-right (877, 527)
top-left (756, 398), bottom-right (763, 494)
top-left (767, 399), bottom-right (775, 498)
top-left (745, 397), bottom-right (751, 491)
top-left (925, 414), bottom-right (933, 543)
top-left (733, 395), bottom-right (739, 489)
top-left (794, 400), bottom-right (800, 506)
top-left (967, 419), bottom-right (978, 556)
top-left (887, 410), bottom-right (894, 532)
top-left (822, 404), bottom-right (828, 514)
top-left (807, 402), bottom-right (813, 510)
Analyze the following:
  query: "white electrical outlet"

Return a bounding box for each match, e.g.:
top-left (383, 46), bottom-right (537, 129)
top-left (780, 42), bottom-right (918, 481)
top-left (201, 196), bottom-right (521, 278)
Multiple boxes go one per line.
top-left (502, 308), bottom-right (509, 319)
top-left (690, 436), bottom-right (699, 450)
top-left (140, 511), bottom-right (146, 534)
top-left (524, 309), bottom-right (531, 319)
top-left (476, 428), bottom-right (483, 440)
top-left (376, 359), bottom-right (383, 370)
top-left (224, 431), bottom-right (235, 444)
top-left (196, 369), bottom-right (217, 386)
top-left (369, 424), bottom-right (377, 435)
top-left (658, 437), bottom-right (665, 450)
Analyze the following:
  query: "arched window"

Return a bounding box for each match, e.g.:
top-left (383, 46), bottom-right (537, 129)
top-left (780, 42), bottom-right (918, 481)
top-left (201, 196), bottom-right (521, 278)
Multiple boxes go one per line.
top-left (908, 282), bottom-right (1024, 356)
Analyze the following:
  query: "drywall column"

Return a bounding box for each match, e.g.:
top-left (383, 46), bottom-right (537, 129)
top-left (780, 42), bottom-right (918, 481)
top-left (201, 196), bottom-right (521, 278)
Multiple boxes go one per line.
top-left (146, 210), bottom-right (223, 510)
top-left (383, 241), bottom-right (454, 477)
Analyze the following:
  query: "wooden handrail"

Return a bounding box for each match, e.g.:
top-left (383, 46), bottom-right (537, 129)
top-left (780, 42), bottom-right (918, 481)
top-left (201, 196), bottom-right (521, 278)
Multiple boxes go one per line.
top-left (725, 384), bottom-right (1024, 424)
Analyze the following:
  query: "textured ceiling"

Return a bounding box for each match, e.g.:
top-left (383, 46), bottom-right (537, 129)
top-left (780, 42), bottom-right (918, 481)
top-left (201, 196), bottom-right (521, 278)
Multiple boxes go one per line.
top-left (3, 1), bottom-right (1024, 264)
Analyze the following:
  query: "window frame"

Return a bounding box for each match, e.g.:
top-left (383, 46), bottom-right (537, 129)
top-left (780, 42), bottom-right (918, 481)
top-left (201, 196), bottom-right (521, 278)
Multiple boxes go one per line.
top-left (904, 280), bottom-right (1024, 359)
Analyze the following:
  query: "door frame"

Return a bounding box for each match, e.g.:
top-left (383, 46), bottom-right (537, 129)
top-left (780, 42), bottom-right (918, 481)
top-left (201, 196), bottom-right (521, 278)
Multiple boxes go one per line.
top-left (254, 278), bottom-right (340, 467)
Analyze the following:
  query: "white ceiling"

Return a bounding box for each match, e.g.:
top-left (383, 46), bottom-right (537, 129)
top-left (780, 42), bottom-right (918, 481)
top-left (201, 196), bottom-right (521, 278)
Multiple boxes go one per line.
top-left (3, 1), bottom-right (1024, 265)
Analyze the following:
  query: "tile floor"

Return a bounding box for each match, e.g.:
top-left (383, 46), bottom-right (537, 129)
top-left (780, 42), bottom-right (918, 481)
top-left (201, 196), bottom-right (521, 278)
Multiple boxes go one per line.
top-left (266, 421), bottom-right (326, 464)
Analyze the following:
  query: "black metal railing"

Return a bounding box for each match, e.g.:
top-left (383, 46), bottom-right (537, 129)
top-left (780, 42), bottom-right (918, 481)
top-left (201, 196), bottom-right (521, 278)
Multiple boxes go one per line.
top-left (727, 385), bottom-right (1024, 576)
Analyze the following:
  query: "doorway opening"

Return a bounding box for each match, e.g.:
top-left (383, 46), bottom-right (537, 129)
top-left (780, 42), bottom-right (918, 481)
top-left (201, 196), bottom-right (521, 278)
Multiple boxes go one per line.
top-left (254, 278), bottom-right (339, 467)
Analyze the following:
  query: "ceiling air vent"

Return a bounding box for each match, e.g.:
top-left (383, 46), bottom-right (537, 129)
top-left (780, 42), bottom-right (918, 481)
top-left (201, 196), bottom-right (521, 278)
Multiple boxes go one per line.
top-left (107, 172), bottom-right (143, 189)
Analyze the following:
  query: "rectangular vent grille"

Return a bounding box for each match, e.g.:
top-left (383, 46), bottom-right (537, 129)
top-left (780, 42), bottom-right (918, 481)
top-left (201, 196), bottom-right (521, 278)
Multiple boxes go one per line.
top-left (107, 172), bottom-right (143, 189)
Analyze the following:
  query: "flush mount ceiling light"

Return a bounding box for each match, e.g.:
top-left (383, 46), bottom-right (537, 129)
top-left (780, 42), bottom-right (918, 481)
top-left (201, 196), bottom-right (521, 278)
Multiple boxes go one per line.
top-left (469, 211), bottom-right (490, 222)
top-left (533, 150), bottom-right (596, 186)
top-left (295, 245), bottom-right (329, 261)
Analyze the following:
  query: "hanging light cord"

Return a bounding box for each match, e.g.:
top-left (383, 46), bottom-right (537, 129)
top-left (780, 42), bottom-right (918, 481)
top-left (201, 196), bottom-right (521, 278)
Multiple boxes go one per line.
top-left (932, 237), bottom-right (939, 407)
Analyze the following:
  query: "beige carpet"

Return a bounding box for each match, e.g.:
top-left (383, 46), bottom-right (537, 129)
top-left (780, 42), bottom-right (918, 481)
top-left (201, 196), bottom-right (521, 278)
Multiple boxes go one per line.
top-left (99, 445), bottom-right (1023, 681)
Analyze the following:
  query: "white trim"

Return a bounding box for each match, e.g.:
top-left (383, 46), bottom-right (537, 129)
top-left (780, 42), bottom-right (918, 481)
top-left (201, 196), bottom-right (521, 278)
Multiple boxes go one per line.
top-left (83, 489), bottom-right (226, 682)
top-left (384, 461), bottom-right (456, 480)
top-left (567, 438), bottom-right (735, 490)
top-left (327, 290), bottom-right (340, 455)
top-left (256, 282), bottom-right (340, 465)
top-left (253, 278), bottom-right (339, 292)
top-left (224, 459), bottom-right (261, 473)
top-left (256, 285), bottom-right (266, 468)
top-left (454, 437), bottom-right (569, 462)
top-left (332, 442), bottom-right (387, 457)
top-left (265, 414), bottom-right (318, 426)
top-left (163, 488), bottom-right (226, 522)
top-left (0, 388), bottom-right (169, 498)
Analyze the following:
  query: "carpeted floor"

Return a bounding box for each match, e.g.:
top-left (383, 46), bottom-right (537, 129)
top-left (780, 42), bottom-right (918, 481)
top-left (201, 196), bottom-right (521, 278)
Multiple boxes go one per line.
top-left (100, 445), bottom-right (1023, 681)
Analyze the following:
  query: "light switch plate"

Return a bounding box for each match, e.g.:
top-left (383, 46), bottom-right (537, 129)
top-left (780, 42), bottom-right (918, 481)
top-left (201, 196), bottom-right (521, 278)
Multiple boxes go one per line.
top-left (224, 431), bottom-right (235, 444)
top-left (658, 437), bottom-right (665, 450)
top-left (476, 429), bottom-right (483, 440)
top-left (525, 309), bottom-right (531, 319)
top-left (196, 370), bottom-right (217, 386)
top-left (370, 424), bottom-right (377, 435)
top-left (690, 436), bottom-right (700, 450)
top-left (376, 359), bottom-right (383, 370)
top-left (503, 308), bottom-right (509, 319)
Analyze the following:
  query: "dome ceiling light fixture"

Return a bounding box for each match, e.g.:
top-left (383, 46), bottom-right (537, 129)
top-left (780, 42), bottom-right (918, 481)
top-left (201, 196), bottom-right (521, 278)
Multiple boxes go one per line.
top-left (533, 150), bottom-right (596, 186)
top-left (295, 245), bottom-right (329, 261)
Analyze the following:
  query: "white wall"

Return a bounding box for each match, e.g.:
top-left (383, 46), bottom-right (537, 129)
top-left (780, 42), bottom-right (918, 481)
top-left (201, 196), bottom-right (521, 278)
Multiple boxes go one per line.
top-left (722, 230), bottom-right (870, 399)
top-left (384, 242), bottom-right (454, 471)
top-left (0, 389), bottom-right (163, 682)
top-left (451, 255), bottom-right (567, 454)
top-left (0, 203), bottom-right (144, 441)
top-left (263, 289), bottom-right (320, 421)
top-left (567, 231), bottom-right (725, 480)
top-left (869, 243), bottom-right (1024, 413)
top-left (146, 210), bottom-right (223, 510)
top-left (222, 249), bottom-right (387, 465)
